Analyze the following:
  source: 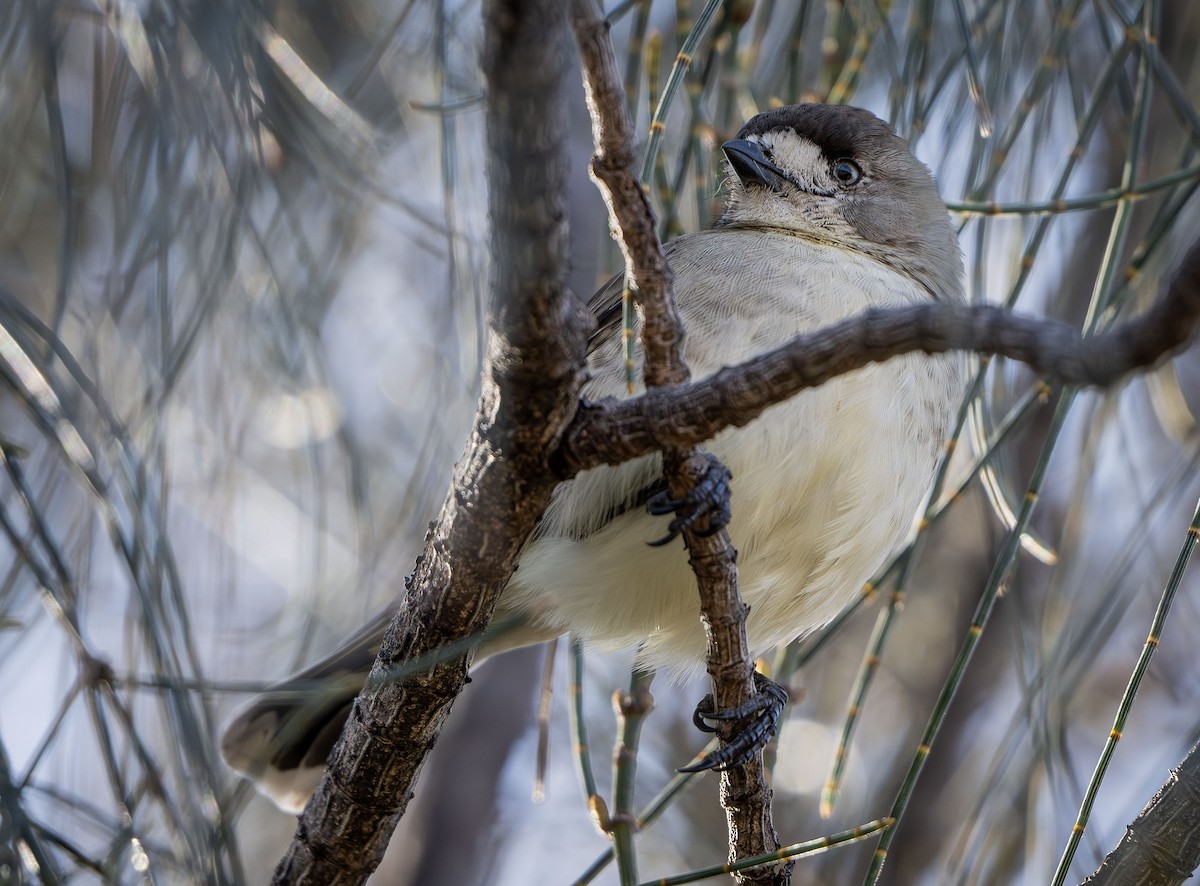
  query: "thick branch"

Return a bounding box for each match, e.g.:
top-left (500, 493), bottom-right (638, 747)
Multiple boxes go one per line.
top-left (570, 1), bottom-right (786, 882)
top-left (1082, 739), bottom-right (1200, 885)
top-left (271, 1), bottom-right (588, 883)
top-left (558, 241), bottom-right (1200, 475)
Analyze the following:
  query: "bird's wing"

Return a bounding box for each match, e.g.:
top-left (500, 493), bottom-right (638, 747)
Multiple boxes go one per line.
top-left (222, 254), bottom-right (688, 804)
top-left (586, 268), bottom-right (626, 351)
top-left (536, 259), bottom-right (701, 543)
top-left (585, 238), bottom-right (684, 351)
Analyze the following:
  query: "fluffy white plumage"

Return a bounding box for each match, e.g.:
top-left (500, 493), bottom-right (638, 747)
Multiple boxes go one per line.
top-left (221, 102), bottom-right (966, 812)
top-left (502, 230), bottom-right (960, 677)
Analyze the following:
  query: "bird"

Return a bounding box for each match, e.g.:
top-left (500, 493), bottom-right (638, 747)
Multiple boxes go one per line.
top-left (221, 102), bottom-right (967, 813)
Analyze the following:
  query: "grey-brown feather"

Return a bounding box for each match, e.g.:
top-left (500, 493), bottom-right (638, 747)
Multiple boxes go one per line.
top-left (220, 102), bottom-right (967, 813)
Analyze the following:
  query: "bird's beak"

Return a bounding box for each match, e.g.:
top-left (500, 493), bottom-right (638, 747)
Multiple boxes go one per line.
top-left (722, 139), bottom-right (792, 193)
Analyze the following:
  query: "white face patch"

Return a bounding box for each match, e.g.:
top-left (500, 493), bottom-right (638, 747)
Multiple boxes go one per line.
top-left (754, 132), bottom-right (830, 192)
top-left (721, 130), bottom-right (860, 243)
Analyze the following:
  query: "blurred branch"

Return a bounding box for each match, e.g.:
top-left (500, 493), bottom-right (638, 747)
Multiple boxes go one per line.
top-left (569, 2), bottom-right (787, 883)
top-left (1081, 739), bottom-right (1200, 885)
top-left (556, 239), bottom-right (1200, 475)
top-left (271, 0), bottom-right (589, 881)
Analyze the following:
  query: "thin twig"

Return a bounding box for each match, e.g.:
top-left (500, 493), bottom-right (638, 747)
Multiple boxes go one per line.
top-left (556, 239), bottom-right (1200, 477)
top-left (1081, 737), bottom-right (1200, 885)
top-left (568, 2), bottom-right (787, 882)
top-left (1064, 499), bottom-right (1200, 885)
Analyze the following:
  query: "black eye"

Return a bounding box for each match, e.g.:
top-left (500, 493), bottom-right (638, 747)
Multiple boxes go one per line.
top-left (833, 159), bottom-right (862, 185)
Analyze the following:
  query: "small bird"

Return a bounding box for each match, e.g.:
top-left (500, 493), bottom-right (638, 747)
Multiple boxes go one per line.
top-left (222, 103), bottom-right (966, 813)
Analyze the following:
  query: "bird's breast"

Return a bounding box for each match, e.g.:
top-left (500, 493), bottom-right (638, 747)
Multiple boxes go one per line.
top-left (504, 229), bottom-right (964, 675)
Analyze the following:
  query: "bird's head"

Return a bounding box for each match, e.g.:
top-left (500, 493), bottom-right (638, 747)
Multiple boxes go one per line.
top-left (719, 103), bottom-right (964, 303)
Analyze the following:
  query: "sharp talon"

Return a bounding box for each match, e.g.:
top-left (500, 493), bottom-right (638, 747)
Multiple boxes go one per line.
top-left (692, 695), bottom-right (718, 733)
top-left (645, 453), bottom-right (733, 545)
top-left (678, 673), bottom-right (789, 773)
top-left (645, 495), bottom-right (677, 517)
top-left (646, 526), bottom-right (681, 547)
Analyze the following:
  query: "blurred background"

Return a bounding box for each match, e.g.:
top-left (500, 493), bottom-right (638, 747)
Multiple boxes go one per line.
top-left (1, 0), bottom-right (1199, 883)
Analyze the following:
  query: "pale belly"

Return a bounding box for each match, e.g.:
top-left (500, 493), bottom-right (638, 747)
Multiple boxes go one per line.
top-left (500, 230), bottom-right (963, 678)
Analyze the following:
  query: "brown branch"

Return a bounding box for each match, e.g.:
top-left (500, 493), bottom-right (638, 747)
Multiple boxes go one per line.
top-left (569, 2), bottom-right (788, 883)
top-left (271, 1), bottom-right (589, 882)
top-left (557, 240), bottom-right (1200, 476)
top-left (671, 452), bottom-right (791, 886)
top-left (1081, 739), bottom-right (1200, 885)
top-left (568, 0), bottom-right (684, 387)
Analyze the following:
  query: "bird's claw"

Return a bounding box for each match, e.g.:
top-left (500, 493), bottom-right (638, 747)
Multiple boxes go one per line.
top-left (678, 672), bottom-right (789, 773)
top-left (646, 453), bottom-right (732, 546)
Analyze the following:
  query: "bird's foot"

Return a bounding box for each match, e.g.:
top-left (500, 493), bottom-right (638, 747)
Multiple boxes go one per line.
top-left (646, 452), bottom-right (732, 546)
top-left (678, 671), bottom-right (789, 773)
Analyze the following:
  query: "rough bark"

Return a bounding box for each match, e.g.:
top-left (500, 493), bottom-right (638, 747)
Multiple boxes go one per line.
top-left (555, 242), bottom-right (1200, 476)
top-left (569, 1), bottom-right (788, 881)
top-left (1081, 740), bottom-right (1200, 886)
top-left (271, 0), bottom-right (589, 881)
